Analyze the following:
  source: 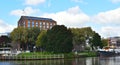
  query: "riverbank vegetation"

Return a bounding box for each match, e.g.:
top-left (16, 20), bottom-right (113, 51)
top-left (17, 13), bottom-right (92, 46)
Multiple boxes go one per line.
top-left (8, 25), bottom-right (107, 58)
top-left (16, 51), bottom-right (97, 59)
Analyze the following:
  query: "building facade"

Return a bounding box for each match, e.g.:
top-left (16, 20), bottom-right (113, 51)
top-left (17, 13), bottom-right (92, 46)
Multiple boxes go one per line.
top-left (18, 16), bottom-right (57, 30)
top-left (109, 37), bottom-right (120, 48)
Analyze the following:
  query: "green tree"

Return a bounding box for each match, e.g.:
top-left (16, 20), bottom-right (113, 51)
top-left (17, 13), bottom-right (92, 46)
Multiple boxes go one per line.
top-left (91, 32), bottom-right (102, 49)
top-left (44, 25), bottom-right (73, 53)
top-left (10, 27), bottom-right (40, 51)
top-left (101, 38), bottom-right (108, 47)
top-left (70, 27), bottom-right (94, 51)
top-left (36, 30), bottom-right (47, 47)
top-left (27, 27), bottom-right (40, 51)
top-left (0, 35), bottom-right (11, 47)
top-left (10, 27), bottom-right (24, 42)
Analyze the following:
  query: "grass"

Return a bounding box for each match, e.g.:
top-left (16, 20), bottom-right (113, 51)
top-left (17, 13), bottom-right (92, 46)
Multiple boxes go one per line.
top-left (15, 52), bottom-right (64, 59)
top-left (14, 51), bottom-right (97, 60)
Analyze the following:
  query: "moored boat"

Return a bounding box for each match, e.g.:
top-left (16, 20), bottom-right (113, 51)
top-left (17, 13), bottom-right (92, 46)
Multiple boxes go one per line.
top-left (98, 46), bottom-right (119, 57)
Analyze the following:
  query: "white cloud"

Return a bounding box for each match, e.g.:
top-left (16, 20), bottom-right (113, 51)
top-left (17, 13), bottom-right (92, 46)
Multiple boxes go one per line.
top-left (25, 0), bottom-right (46, 5)
top-left (71, 0), bottom-right (87, 4)
top-left (10, 7), bottom-right (40, 16)
top-left (0, 19), bottom-right (16, 33)
top-left (100, 26), bottom-right (120, 38)
top-left (72, 0), bottom-right (83, 2)
top-left (42, 6), bottom-right (90, 27)
top-left (92, 8), bottom-right (120, 25)
top-left (110, 0), bottom-right (120, 3)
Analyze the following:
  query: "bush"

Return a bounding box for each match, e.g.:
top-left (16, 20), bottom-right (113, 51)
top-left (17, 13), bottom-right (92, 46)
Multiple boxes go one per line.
top-left (64, 53), bottom-right (74, 59)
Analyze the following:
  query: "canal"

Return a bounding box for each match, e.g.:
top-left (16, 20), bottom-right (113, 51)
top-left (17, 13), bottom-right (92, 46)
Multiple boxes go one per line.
top-left (0, 56), bottom-right (120, 65)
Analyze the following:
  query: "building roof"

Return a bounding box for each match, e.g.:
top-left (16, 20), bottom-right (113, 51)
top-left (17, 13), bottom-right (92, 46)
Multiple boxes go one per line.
top-left (21, 16), bottom-right (56, 22)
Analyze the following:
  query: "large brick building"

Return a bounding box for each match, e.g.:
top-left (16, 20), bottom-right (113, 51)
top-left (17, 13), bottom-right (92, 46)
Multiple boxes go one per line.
top-left (18, 16), bottom-right (57, 30)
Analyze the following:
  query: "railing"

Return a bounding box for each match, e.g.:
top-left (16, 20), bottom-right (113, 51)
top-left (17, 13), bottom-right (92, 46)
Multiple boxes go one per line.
top-left (0, 54), bottom-right (64, 60)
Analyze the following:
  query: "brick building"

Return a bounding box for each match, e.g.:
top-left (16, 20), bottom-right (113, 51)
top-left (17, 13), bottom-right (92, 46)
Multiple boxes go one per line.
top-left (18, 16), bottom-right (57, 30)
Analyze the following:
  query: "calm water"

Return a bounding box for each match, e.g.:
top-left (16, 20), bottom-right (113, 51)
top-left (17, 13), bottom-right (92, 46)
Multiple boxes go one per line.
top-left (0, 56), bottom-right (120, 65)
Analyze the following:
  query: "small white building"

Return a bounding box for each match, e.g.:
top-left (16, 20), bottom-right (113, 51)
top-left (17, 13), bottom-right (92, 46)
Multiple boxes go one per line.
top-left (0, 47), bottom-right (21, 56)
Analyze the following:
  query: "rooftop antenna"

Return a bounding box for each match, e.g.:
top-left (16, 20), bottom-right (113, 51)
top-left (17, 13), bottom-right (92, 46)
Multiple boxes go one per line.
top-left (22, 9), bottom-right (26, 16)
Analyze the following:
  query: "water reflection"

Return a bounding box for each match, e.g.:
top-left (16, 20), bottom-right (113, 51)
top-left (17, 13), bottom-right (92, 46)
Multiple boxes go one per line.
top-left (0, 56), bottom-right (120, 65)
top-left (72, 57), bottom-right (100, 65)
top-left (99, 56), bottom-right (120, 65)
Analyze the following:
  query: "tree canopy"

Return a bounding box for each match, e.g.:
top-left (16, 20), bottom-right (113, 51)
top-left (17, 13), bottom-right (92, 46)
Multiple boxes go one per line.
top-left (38, 25), bottom-right (73, 53)
top-left (91, 32), bottom-right (102, 49)
top-left (0, 35), bottom-right (11, 47)
top-left (71, 27), bottom-right (103, 51)
top-left (36, 30), bottom-right (47, 47)
top-left (10, 27), bottom-right (40, 51)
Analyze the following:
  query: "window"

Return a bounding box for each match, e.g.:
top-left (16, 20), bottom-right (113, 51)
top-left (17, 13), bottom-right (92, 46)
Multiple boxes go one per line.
top-left (50, 23), bottom-right (53, 26)
top-left (23, 21), bottom-right (25, 27)
top-left (43, 22), bottom-right (45, 25)
top-left (47, 23), bottom-right (49, 26)
top-left (47, 25), bottom-right (49, 28)
top-left (50, 26), bottom-right (52, 29)
top-left (40, 25), bottom-right (42, 29)
top-left (32, 21), bottom-right (34, 27)
top-left (36, 22), bottom-right (38, 27)
top-left (40, 22), bottom-right (42, 26)
top-left (28, 20), bottom-right (30, 27)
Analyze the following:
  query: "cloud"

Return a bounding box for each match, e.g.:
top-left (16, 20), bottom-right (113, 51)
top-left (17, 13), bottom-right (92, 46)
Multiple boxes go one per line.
top-left (10, 7), bottom-right (40, 16)
top-left (72, 0), bottom-right (83, 2)
top-left (42, 6), bottom-right (90, 27)
top-left (25, 0), bottom-right (46, 5)
top-left (110, 0), bottom-right (120, 3)
top-left (92, 8), bottom-right (120, 25)
top-left (71, 0), bottom-right (87, 4)
top-left (100, 26), bottom-right (120, 38)
top-left (0, 19), bottom-right (16, 33)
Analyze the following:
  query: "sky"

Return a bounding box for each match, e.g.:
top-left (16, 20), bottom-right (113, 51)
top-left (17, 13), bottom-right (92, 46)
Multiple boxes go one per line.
top-left (0, 0), bottom-right (120, 38)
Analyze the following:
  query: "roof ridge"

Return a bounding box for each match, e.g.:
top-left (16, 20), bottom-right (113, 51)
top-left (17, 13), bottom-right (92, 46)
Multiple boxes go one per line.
top-left (21, 16), bottom-right (55, 22)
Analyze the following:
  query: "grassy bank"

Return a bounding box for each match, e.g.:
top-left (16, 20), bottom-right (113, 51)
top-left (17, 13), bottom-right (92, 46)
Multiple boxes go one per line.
top-left (0, 51), bottom-right (97, 60)
top-left (14, 51), bottom-right (97, 59)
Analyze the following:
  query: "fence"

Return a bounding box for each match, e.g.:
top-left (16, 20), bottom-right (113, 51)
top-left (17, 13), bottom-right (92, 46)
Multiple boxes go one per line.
top-left (0, 54), bottom-right (64, 60)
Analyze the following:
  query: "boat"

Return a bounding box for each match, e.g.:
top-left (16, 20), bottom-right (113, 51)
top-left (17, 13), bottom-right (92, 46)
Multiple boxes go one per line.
top-left (97, 37), bottom-right (120, 57)
top-left (98, 46), bottom-right (116, 57)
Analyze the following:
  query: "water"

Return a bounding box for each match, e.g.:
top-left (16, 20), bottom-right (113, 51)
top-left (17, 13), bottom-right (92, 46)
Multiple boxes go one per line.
top-left (0, 56), bottom-right (120, 65)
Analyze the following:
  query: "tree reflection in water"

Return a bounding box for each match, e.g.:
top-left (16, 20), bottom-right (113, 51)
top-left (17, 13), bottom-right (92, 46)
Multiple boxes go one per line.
top-left (1, 56), bottom-right (120, 65)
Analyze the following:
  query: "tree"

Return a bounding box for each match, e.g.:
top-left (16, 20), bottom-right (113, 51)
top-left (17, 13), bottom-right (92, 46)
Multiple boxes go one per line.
top-left (10, 27), bottom-right (40, 51)
top-left (70, 27), bottom-right (94, 51)
top-left (27, 27), bottom-right (40, 51)
top-left (91, 32), bottom-right (102, 49)
top-left (0, 35), bottom-right (11, 47)
top-left (10, 27), bottom-right (28, 50)
top-left (43, 25), bottom-right (73, 53)
top-left (36, 30), bottom-right (47, 47)
top-left (101, 38), bottom-right (108, 47)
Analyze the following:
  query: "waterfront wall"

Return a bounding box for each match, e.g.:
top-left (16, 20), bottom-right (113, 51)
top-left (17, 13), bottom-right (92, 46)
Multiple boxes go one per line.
top-left (0, 54), bottom-right (64, 60)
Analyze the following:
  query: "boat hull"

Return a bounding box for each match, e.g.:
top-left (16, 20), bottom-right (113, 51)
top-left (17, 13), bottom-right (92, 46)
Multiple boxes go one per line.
top-left (98, 51), bottom-right (116, 57)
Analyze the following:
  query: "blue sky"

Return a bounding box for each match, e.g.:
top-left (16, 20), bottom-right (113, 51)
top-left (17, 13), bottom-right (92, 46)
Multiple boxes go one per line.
top-left (0, 0), bottom-right (120, 38)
